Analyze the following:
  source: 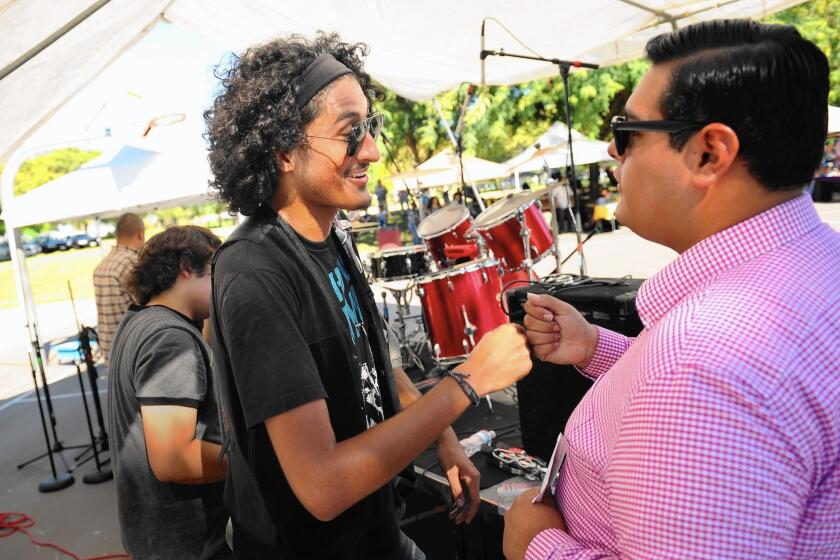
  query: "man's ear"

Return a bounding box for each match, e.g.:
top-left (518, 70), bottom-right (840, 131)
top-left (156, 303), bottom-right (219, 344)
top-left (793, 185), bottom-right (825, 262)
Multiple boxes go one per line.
top-left (276, 150), bottom-right (294, 173)
top-left (688, 123), bottom-right (740, 189)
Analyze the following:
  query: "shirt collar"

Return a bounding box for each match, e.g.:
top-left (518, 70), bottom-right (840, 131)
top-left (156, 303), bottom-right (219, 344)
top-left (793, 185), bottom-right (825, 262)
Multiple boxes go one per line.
top-left (113, 244), bottom-right (139, 255)
top-left (636, 193), bottom-right (822, 328)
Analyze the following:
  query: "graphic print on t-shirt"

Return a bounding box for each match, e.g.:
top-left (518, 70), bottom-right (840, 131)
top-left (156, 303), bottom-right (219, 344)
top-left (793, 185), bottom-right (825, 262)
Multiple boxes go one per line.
top-left (328, 255), bottom-right (385, 428)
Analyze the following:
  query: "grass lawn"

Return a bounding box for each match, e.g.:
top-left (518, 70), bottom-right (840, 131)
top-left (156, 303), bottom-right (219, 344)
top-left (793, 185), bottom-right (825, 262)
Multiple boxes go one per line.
top-left (0, 215), bottom-right (415, 309)
top-left (0, 244), bottom-right (108, 308)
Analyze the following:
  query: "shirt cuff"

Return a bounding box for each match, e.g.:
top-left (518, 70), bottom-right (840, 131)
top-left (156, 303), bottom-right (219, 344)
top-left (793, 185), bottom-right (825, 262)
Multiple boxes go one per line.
top-left (526, 528), bottom-right (585, 560)
top-left (576, 326), bottom-right (633, 380)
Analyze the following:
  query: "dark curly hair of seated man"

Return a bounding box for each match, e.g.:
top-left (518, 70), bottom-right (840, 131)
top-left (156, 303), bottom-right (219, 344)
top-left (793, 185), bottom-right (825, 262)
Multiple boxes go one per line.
top-left (127, 225), bottom-right (221, 305)
top-left (204, 32), bottom-right (378, 216)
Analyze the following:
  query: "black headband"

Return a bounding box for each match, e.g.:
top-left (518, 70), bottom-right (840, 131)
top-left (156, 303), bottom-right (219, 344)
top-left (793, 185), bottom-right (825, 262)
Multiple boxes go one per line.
top-left (297, 54), bottom-right (353, 110)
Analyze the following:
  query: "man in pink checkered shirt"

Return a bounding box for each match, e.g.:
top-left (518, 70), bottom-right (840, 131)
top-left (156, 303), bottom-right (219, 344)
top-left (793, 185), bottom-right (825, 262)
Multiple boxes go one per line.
top-left (504, 20), bottom-right (840, 560)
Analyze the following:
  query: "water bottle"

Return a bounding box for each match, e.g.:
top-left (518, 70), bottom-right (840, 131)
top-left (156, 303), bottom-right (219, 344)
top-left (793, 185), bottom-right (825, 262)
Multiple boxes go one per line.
top-left (459, 429), bottom-right (496, 458)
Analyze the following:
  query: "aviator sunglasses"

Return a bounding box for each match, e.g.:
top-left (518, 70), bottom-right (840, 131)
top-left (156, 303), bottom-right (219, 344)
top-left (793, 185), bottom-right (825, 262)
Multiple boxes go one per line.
top-left (610, 115), bottom-right (708, 156)
top-left (307, 112), bottom-right (384, 157)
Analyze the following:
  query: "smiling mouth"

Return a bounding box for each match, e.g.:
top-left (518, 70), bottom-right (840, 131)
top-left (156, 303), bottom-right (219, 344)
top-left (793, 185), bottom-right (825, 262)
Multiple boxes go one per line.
top-left (346, 168), bottom-right (368, 179)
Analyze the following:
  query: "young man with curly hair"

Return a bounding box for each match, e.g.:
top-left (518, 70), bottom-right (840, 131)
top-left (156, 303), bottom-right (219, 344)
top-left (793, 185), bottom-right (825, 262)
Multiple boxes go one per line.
top-left (506, 20), bottom-right (840, 560)
top-left (108, 225), bottom-right (229, 559)
top-left (205, 33), bottom-right (531, 558)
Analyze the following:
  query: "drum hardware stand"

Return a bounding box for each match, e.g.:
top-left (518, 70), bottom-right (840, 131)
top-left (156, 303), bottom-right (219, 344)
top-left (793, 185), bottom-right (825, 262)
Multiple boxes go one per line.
top-left (68, 282), bottom-right (110, 459)
top-left (381, 290), bottom-right (390, 322)
top-left (535, 142), bottom-right (565, 274)
top-left (382, 286), bottom-right (427, 371)
top-left (466, 230), bottom-right (489, 259)
top-left (459, 307), bottom-right (494, 413)
top-left (432, 96), bottom-right (486, 213)
top-left (480, 48), bottom-right (598, 275)
top-left (71, 360), bottom-right (113, 483)
top-left (560, 230), bottom-right (598, 267)
top-left (517, 208), bottom-right (539, 281)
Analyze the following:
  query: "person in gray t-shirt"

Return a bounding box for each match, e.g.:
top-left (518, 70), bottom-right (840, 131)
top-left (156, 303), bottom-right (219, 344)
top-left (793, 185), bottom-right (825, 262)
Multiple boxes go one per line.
top-left (108, 225), bottom-right (229, 559)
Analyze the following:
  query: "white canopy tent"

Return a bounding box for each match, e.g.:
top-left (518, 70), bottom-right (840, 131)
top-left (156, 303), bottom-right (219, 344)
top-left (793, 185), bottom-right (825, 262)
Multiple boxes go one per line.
top-left (503, 122), bottom-right (613, 179)
top-left (1, 141), bottom-right (214, 229)
top-left (391, 148), bottom-right (509, 189)
top-left (0, 0), bottom-right (808, 163)
top-left (0, 0), bottom-right (811, 348)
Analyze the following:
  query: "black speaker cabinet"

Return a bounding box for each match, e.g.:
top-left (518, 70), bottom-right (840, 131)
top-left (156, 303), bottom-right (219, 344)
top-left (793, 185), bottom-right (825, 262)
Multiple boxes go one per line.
top-left (506, 277), bottom-right (645, 461)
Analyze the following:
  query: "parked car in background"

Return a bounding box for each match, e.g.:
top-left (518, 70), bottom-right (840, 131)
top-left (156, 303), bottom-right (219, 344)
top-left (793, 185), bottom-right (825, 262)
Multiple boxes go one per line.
top-left (21, 236), bottom-right (41, 256)
top-left (0, 237), bottom-right (40, 261)
top-left (69, 233), bottom-right (100, 249)
top-left (36, 232), bottom-right (70, 253)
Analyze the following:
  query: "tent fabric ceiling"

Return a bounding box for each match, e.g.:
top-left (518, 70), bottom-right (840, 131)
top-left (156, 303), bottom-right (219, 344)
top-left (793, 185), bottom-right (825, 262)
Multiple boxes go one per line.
top-left (0, 0), bottom-right (808, 164)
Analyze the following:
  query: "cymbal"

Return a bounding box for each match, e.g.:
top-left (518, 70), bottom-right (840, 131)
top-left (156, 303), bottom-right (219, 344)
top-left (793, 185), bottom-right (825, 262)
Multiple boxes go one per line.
top-left (513, 185), bottom-right (567, 205)
top-left (349, 221), bottom-right (379, 232)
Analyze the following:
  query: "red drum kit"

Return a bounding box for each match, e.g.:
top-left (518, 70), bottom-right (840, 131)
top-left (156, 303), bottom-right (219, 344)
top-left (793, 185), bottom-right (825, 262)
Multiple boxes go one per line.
top-left (367, 189), bottom-right (557, 367)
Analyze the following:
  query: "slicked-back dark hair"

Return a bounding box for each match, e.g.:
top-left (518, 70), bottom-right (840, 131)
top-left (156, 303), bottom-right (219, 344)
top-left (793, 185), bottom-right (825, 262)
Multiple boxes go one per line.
top-left (645, 19), bottom-right (829, 191)
top-left (204, 32), bottom-right (378, 215)
top-left (127, 225), bottom-right (221, 305)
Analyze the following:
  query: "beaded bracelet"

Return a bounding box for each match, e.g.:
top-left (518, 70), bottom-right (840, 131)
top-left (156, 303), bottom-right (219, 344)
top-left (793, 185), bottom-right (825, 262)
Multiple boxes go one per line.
top-left (443, 369), bottom-right (480, 406)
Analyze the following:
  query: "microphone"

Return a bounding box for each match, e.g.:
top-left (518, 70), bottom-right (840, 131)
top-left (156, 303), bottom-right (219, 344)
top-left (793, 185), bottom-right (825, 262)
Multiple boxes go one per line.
top-left (480, 18), bottom-right (486, 85)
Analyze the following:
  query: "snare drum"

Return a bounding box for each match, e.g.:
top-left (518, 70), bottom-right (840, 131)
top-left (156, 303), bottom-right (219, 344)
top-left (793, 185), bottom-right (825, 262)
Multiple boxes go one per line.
top-left (369, 245), bottom-right (430, 280)
top-left (417, 204), bottom-right (476, 269)
top-left (417, 259), bottom-right (508, 363)
top-left (474, 192), bottom-right (553, 271)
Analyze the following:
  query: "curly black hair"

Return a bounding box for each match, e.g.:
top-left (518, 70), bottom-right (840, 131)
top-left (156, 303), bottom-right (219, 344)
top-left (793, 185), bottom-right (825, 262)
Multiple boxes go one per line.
top-left (204, 32), bottom-right (378, 216)
top-left (127, 225), bottom-right (221, 305)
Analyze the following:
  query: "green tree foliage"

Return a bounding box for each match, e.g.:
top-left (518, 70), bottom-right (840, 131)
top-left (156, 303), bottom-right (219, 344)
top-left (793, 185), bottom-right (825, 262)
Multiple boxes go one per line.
top-left (372, 60), bottom-right (648, 179)
top-left (765, 0), bottom-right (840, 104)
top-left (5, 147), bottom-right (102, 197)
top-left (0, 147), bottom-right (101, 235)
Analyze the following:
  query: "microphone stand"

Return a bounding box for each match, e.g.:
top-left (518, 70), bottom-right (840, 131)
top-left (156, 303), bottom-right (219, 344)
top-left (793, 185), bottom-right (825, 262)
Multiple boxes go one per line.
top-left (381, 131), bottom-right (427, 221)
top-left (432, 97), bottom-right (485, 212)
top-left (480, 48), bottom-right (598, 275)
top-left (65, 281), bottom-right (111, 483)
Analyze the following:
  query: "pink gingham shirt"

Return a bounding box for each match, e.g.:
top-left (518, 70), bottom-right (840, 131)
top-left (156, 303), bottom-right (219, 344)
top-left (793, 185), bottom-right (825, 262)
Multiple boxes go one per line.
top-left (527, 194), bottom-right (840, 559)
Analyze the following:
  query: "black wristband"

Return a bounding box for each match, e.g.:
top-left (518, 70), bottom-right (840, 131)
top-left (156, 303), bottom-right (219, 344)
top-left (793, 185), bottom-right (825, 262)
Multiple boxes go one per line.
top-left (444, 369), bottom-right (480, 406)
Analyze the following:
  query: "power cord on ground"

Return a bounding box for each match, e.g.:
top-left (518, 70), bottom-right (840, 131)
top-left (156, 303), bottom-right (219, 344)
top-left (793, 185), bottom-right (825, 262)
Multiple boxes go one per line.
top-left (0, 512), bottom-right (129, 560)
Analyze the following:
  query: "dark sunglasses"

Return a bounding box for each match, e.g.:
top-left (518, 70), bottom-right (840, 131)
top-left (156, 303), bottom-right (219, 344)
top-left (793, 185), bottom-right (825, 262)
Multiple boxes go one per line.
top-left (610, 115), bottom-right (708, 155)
top-left (307, 112), bottom-right (384, 157)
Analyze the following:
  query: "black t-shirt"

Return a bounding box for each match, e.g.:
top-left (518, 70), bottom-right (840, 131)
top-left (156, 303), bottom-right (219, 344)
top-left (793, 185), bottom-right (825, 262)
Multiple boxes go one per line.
top-left (298, 232), bottom-right (386, 428)
top-left (210, 206), bottom-right (401, 559)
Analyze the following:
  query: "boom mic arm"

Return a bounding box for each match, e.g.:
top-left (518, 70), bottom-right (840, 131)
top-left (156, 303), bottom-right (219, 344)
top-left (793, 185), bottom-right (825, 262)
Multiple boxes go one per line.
top-left (480, 19), bottom-right (486, 85)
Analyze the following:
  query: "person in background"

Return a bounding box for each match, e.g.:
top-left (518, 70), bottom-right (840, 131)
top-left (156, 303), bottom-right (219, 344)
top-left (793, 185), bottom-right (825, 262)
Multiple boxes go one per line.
top-left (407, 198), bottom-right (422, 245)
top-left (397, 187), bottom-right (409, 212)
top-left (504, 19), bottom-right (840, 560)
top-left (93, 212), bottom-right (145, 361)
top-left (451, 191), bottom-right (464, 206)
top-left (550, 173), bottom-right (572, 233)
top-left (596, 187), bottom-right (614, 205)
top-left (427, 196), bottom-right (442, 213)
top-left (375, 180), bottom-right (388, 216)
top-left (108, 225), bottom-right (228, 559)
